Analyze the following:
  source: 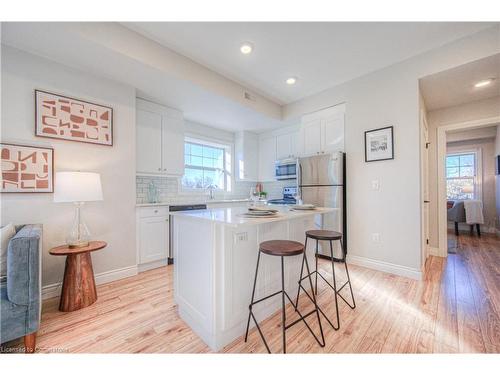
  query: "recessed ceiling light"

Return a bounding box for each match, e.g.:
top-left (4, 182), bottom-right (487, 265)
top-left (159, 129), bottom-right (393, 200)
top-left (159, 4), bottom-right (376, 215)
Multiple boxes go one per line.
top-left (286, 77), bottom-right (297, 85)
top-left (240, 42), bottom-right (253, 55)
top-left (474, 78), bottom-right (495, 88)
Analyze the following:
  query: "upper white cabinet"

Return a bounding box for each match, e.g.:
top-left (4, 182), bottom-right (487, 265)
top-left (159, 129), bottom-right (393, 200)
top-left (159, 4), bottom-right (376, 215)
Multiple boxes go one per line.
top-left (300, 104), bottom-right (345, 156)
top-left (235, 131), bottom-right (259, 181)
top-left (136, 98), bottom-right (185, 176)
top-left (258, 136), bottom-right (277, 182)
top-left (276, 131), bottom-right (300, 160)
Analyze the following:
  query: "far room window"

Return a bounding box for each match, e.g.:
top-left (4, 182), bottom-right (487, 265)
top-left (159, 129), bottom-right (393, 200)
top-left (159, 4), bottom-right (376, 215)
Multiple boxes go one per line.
top-left (446, 152), bottom-right (477, 200)
top-left (181, 138), bottom-right (232, 192)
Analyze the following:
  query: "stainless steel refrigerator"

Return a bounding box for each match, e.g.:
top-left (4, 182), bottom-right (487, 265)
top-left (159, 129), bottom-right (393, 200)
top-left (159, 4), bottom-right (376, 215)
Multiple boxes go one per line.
top-left (297, 152), bottom-right (346, 258)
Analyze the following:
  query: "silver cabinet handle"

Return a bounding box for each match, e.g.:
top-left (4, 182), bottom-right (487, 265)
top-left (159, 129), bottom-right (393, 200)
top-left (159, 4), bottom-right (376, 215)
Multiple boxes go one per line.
top-left (154, 209), bottom-right (158, 213)
top-left (157, 167), bottom-right (161, 171)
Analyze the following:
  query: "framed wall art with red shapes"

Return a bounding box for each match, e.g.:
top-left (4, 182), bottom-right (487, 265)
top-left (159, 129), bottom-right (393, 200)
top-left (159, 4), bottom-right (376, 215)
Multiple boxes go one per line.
top-left (35, 90), bottom-right (113, 146)
top-left (1, 143), bottom-right (54, 193)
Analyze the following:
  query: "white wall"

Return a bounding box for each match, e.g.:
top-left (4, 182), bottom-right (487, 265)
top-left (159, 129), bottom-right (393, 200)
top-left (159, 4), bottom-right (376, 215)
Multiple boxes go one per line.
top-left (496, 125), bottom-right (500, 233)
top-left (427, 96), bottom-right (500, 246)
top-left (284, 26), bottom-right (500, 276)
top-left (1, 45), bottom-right (137, 288)
top-left (447, 138), bottom-right (498, 231)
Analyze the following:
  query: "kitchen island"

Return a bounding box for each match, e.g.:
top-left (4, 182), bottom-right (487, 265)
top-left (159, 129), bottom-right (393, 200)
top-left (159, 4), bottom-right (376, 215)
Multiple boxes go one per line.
top-left (170, 205), bottom-right (336, 351)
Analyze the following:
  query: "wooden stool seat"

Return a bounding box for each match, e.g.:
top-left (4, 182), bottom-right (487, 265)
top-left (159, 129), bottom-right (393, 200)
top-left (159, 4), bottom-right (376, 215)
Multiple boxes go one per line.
top-left (306, 230), bottom-right (342, 241)
top-left (259, 240), bottom-right (304, 257)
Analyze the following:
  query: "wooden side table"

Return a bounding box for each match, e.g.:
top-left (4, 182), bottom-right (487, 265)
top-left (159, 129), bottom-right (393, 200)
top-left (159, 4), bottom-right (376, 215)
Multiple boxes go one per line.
top-left (49, 241), bottom-right (107, 312)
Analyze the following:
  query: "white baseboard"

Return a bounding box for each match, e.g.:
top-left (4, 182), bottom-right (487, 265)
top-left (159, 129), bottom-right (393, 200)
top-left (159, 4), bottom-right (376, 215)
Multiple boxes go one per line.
top-left (42, 265), bottom-right (138, 300)
top-left (138, 258), bottom-right (169, 273)
top-left (347, 254), bottom-right (422, 280)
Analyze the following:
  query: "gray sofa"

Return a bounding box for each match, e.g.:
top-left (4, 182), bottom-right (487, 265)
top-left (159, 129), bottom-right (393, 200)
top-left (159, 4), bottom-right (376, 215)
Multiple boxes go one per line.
top-left (0, 224), bottom-right (42, 353)
top-left (447, 200), bottom-right (480, 236)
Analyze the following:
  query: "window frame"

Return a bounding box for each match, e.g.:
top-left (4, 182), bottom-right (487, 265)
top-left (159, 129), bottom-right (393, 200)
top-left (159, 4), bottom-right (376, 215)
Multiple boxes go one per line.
top-left (180, 136), bottom-right (233, 193)
top-left (445, 150), bottom-right (482, 201)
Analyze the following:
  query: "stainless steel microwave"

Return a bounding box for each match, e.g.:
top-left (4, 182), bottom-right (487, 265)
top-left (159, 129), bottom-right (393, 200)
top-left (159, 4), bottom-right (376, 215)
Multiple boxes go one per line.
top-left (275, 158), bottom-right (298, 180)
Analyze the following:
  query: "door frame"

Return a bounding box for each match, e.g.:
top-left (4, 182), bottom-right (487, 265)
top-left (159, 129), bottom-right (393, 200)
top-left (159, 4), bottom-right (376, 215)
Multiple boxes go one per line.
top-left (436, 116), bottom-right (500, 257)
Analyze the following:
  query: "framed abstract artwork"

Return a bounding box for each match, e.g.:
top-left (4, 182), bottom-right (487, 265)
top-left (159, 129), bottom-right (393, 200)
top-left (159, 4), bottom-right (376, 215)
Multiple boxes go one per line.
top-left (1, 143), bottom-right (54, 193)
top-left (35, 90), bottom-right (113, 146)
top-left (364, 126), bottom-right (394, 162)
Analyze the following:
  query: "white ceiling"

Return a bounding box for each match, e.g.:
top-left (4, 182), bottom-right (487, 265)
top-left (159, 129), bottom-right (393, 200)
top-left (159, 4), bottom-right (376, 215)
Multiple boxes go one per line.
top-left (124, 22), bottom-right (493, 104)
top-left (420, 53), bottom-right (500, 111)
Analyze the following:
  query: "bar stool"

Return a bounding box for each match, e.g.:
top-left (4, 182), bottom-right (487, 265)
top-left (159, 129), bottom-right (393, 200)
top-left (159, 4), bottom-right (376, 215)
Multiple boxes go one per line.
top-left (244, 240), bottom-right (325, 353)
top-left (295, 230), bottom-right (355, 330)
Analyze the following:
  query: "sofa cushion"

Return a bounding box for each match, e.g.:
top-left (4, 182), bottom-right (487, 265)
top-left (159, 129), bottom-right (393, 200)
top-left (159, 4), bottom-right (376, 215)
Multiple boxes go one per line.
top-left (1, 223), bottom-right (16, 281)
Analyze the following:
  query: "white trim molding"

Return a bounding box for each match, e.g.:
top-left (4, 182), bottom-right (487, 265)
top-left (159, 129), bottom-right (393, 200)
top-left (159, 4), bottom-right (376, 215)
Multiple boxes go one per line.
top-left (42, 265), bottom-right (138, 300)
top-left (347, 255), bottom-right (422, 280)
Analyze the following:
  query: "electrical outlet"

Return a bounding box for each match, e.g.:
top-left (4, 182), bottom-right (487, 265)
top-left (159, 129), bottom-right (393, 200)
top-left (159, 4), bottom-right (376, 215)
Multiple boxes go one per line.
top-left (235, 232), bottom-right (248, 242)
top-left (371, 233), bottom-right (380, 243)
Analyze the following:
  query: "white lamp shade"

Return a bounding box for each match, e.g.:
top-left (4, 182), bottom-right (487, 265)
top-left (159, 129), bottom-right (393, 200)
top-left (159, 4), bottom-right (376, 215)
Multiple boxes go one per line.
top-left (54, 171), bottom-right (103, 203)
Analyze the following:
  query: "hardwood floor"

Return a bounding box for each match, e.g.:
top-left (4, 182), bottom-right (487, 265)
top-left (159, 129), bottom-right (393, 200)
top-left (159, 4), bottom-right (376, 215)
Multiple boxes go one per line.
top-left (6, 232), bottom-right (499, 353)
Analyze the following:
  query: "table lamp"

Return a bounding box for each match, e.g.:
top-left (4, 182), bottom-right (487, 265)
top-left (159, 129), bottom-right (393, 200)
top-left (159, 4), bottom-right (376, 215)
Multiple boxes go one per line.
top-left (54, 171), bottom-right (103, 248)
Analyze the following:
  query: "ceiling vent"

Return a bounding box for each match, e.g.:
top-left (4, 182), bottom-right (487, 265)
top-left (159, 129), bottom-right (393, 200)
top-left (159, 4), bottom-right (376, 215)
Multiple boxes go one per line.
top-left (244, 92), bottom-right (257, 102)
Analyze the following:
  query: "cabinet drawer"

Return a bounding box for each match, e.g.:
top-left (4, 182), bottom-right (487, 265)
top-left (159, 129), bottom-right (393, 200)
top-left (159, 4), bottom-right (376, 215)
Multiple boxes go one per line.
top-left (138, 206), bottom-right (169, 218)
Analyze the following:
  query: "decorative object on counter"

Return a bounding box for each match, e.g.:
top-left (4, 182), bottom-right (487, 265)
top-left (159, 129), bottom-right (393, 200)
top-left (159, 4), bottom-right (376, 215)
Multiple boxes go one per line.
top-left (35, 90), bottom-right (113, 146)
top-left (1, 143), bottom-right (54, 193)
top-left (259, 191), bottom-right (268, 199)
top-left (49, 241), bottom-right (107, 312)
top-left (54, 171), bottom-right (103, 248)
top-left (290, 204), bottom-right (316, 210)
top-left (147, 180), bottom-right (159, 203)
top-left (364, 126), bottom-right (394, 162)
top-left (240, 207), bottom-right (279, 218)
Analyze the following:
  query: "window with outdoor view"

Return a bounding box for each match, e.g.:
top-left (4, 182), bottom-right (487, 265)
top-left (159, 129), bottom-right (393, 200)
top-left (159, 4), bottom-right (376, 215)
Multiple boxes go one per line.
top-left (181, 139), bottom-right (232, 191)
top-left (446, 152), bottom-right (476, 200)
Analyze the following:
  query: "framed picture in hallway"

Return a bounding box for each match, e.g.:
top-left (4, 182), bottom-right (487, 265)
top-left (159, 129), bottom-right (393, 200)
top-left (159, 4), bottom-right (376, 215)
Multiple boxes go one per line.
top-left (1, 143), bottom-right (54, 193)
top-left (35, 90), bottom-right (113, 146)
top-left (365, 126), bottom-right (394, 162)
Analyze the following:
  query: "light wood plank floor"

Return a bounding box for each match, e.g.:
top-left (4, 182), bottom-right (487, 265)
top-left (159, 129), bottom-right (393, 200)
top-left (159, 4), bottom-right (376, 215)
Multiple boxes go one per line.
top-left (6, 232), bottom-right (499, 353)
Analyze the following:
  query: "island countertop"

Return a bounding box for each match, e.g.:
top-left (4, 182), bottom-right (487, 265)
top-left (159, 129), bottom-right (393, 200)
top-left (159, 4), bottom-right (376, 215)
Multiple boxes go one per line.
top-left (169, 206), bottom-right (337, 227)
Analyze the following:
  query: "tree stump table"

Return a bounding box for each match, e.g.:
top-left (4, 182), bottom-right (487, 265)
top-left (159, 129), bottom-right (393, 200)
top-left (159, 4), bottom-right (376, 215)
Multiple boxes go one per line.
top-left (49, 241), bottom-right (107, 312)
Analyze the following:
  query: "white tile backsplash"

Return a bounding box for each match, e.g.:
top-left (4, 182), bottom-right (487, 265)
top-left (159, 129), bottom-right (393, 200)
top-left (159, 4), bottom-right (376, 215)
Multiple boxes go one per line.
top-left (136, 176), bottom-right (296, 204)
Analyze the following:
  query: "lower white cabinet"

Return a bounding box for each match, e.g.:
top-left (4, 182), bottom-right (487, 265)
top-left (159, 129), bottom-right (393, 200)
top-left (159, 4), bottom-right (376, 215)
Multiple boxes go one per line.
top-left (136, 206), bottom-right (169, 269)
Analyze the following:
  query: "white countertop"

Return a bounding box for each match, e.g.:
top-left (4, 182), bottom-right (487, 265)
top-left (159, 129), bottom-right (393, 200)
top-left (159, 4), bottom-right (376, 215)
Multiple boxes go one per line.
top-left (136, 198), bottom-right (250, 207)
top-left (170, 206), bottom-right (337, 227)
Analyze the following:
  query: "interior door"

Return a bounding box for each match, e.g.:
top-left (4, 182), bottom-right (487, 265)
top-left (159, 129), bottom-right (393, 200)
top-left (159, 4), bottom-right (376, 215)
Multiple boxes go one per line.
top-left (421, 112), bottom-right (430, 263)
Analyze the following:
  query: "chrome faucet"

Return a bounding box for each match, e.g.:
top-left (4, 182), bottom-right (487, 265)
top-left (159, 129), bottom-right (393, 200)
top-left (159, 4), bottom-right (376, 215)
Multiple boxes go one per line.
top-left (207, 184), bottom-right (217, 200)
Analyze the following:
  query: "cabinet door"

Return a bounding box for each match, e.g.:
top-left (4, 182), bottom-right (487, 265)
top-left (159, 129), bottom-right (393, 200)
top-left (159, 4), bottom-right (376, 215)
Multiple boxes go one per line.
top-left (139, 216), bottom-right (169, 264)
top-left (162, 114), bottom-right (185, 176)
top-left (137, 109), bottom-right (163, 174)
top-left (258, 136), bottom-right (277, 181)
top-left (322, 112), bottom-right (345, 153)
top-left (276, 133), bottom-right (292, 160)
top-left (290, 130), bottom-right (299, 157)
top-left (302, 119), bottom-right (322, 156)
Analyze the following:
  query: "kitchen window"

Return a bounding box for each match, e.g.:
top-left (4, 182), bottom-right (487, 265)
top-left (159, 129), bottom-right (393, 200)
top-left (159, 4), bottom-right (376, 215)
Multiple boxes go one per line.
top-left (446, 152), bottom-right (478, 200)
top-left (181, 138), bottom-right (232, 192)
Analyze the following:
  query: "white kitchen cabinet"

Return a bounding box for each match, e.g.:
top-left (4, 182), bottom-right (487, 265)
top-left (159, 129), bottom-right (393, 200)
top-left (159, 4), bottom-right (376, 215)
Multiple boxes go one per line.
top-left (258, 136), bottom-right (277, 181)
top-left (299, 104), bottom-right (345, 156)
top-left (235, 131), bottom-right (259, 181)
top-left (136, 109), bottom-right (163, 174)
top-left (136, 98), bottom-right (185, 176)
top-left (276, 131), bottom-right (300, 160)
top-left (136, 206), bottom-right (169, 270)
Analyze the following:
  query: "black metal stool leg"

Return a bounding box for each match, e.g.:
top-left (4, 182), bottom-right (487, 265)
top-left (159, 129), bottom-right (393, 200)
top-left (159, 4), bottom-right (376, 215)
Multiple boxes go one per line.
top-left (295, 236), bottom-right (307, 310)
top-left (315, 239), bottom-right (319, 295)
top-left (245, 251), bottom-right (261, 340)
top-left (330, 239), bottom-right (340, 330)
top-left (303, 252), bottom-right (325, 347)
top-left (281, 256), bottom-right (287, 354)
top-left (340, 238), bottom-right (356, 309)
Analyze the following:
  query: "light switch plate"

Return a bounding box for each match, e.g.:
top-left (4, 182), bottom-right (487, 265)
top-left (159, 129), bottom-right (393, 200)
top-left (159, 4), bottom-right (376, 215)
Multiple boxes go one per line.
top-left (371, 233), bottom-right (380, 242)
top-left (371, 180), bottom-right (380, 191)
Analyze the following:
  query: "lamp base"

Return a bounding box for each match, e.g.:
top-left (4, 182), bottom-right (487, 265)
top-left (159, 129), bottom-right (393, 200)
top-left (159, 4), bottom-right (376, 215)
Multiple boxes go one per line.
top-left (66, 202), bottom-right (91, 249)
